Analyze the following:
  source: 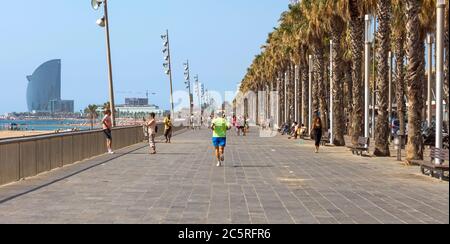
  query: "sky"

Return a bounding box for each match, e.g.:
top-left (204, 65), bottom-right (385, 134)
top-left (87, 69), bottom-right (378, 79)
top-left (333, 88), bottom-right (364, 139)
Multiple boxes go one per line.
top-left (0, 0), bottom-right (288, 114)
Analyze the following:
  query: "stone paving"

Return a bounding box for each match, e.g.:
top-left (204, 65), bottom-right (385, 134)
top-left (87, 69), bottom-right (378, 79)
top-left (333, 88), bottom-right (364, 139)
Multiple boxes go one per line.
top-left (0, 128), bottom-right (448, 224)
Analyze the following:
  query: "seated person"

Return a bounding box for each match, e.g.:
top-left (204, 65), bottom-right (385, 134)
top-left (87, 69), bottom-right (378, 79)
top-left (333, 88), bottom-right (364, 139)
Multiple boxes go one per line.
top-left (288, 122), bottom-right (299, 139)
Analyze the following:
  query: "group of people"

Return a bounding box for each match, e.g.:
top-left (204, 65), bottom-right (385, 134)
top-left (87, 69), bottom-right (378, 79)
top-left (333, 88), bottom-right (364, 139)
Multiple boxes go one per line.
top-left (101, 108), bottom-right (323, 170)
top-left (281, 114), bottom-right (324, 153)
top-left (231, 115), bottom-right (248, 136)
top-left (101, 110), bottom-right (174, 155)
top-left (142, 113), bottom-right (173, 154)
top-left (287, 122), bottom-right (307, 140)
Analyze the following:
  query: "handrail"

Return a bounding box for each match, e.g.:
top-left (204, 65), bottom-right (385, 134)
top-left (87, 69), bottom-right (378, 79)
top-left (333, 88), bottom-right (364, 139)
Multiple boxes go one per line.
top-left (0, 125), bottom-right (151, 145)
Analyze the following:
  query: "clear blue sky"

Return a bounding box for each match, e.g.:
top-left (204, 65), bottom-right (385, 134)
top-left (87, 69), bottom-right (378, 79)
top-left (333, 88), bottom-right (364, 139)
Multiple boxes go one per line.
top-left (0, 0), bottom-right (288, 114)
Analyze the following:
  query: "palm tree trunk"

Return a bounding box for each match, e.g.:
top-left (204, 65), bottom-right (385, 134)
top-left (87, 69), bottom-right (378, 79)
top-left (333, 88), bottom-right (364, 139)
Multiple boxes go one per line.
top-left (256, 84), bottom-right (260, 125)
top-left (331, 15), bottom-right (346, 146)
top-left (374, 0), bottom-right (392, 156)
top-left (90, 114), bottom-right (94, 130)
top-left (312, 52), bottom-right (320, 115)
top-left (345, 62), bottom-right (353, 136)
top-left (313, 45), bottom-right (328, 131)
top-left (405, 0), bottom-right (424, 161)
top-left (349, 0), bottom-right (364, 145)
top-left (301, 59), bottom-right (309, 127)
top-left (291, 63), bottom-right (297, 123)
top-left (394, 32), bottom-right (406, 138)
top-left (277, 74), bottom-right (281, 127)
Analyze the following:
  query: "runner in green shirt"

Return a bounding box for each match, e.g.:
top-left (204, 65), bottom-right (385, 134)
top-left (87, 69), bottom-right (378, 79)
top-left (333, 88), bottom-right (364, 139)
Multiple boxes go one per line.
top-left (211, 111), bottom-right (231, 167)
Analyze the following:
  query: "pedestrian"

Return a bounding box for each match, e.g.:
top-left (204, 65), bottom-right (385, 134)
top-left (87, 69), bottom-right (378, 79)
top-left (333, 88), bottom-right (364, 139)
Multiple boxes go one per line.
top-left (146, 112), bottom-right (157, 154)
top-left (235, 116), bottom-right (243, 136)
top-left (164, 114), bottom-right (173, 143)
top-left (142, 117), bottom-right (149, 142)
top-left (211, 111), bottom-right (231, 167)
top-left (243, 115), bottom-right (249, 136)
top-left (312, 115), bottom-right (323, 153)
top-left (102, 109), bottom-right (114, 154)
top-left (190, 115), bottom-right (195, 130)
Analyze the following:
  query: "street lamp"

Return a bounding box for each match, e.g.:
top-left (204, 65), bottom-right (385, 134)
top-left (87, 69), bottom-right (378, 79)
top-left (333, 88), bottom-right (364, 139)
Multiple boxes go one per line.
top-left (91, 0), bottom-right (116, 127)
top-left (435, 0), bottom-right (445, 165)
top-left (161, 30), bottom-right (175, 118)
top-left (427, 34), bottom-right (434, 127)
top-left (329, 40), bottom-right (334, 144)
top-left (284, 72), bottom-right (288, 123)
top-left (364, 14), bottom-right (372, 138)
top-left (308, 55), bottom-right (313, 134)
top-left (194, 75), bottom-right (202, 125)
top-left (183, 60), bottom-right (194, 123)
top-left (388, 51), bottom-right (393, 142)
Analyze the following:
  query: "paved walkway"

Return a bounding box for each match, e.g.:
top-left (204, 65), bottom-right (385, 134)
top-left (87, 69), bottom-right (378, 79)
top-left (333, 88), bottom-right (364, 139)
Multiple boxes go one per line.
top-left (0, 128), bottom-right (448, 224)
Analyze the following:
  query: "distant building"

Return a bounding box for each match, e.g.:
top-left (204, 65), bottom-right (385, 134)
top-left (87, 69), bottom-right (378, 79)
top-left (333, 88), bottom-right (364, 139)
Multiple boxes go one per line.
top-left (49, 100), bottom-right (74, 114)
top-left (125, 98), bottom-right (149, 106)
top-left (116, 104), bottom-right (164, 117)
top-left (26, 59), bottom-right (74, 113)
top-left (96, 98), bottom-right (164, 117)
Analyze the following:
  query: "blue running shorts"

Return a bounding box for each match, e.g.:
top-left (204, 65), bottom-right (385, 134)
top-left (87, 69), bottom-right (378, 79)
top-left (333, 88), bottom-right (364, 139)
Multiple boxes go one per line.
top-left (212, 137), bottom-right (227, 147)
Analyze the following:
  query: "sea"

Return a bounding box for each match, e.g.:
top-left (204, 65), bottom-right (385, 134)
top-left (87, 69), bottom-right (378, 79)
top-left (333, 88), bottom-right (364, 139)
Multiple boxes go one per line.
top-left (0, 119), bottom-right (94, 131)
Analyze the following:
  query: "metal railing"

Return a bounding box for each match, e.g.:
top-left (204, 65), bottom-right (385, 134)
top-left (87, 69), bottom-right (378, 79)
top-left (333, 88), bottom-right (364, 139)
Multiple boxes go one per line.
top-left (0, 124), bottom-right (184, 186)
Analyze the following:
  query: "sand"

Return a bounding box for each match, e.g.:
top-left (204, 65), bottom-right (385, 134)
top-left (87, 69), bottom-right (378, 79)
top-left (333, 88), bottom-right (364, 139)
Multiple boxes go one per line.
top-left (0, 131), bottom-right (51, 140)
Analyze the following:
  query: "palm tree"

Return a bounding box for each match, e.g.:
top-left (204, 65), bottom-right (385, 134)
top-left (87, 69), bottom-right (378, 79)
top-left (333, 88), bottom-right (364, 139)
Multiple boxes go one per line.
top-left (373, 0), bottom-right (392, 156)
top-left (404, 0), bottom-right (424, 161)
top-left (303, 0), bottom-right (328, 132)
top-left (84, 104), bottom-right (98, 129)
top-left (348, 0), bottom-right (365, 145)
top-left (392, 0), bottom-right (407, 139)
top-left (404, 0), bottom-right (436, 161)
top-left (323, 0), bottom-right (348, 146)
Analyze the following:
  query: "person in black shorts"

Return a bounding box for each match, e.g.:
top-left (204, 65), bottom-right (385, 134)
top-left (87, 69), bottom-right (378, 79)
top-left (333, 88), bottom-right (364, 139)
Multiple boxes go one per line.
top-left (102, 110), bottom-right (114, 154)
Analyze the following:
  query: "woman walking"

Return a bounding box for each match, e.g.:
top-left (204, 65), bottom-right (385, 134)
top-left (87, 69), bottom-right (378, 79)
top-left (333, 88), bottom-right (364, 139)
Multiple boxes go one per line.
top-left (146, 112), bottom-right (157, 154)
top-left (312, 115), bottom-right (323, 153)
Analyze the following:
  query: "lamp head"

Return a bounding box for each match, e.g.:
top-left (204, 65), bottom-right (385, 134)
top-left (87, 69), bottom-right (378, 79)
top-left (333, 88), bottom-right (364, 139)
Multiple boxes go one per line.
top-left (96, 16), bottom-right (106, 27)
top-left (91, 0), bottom-right (104, 10)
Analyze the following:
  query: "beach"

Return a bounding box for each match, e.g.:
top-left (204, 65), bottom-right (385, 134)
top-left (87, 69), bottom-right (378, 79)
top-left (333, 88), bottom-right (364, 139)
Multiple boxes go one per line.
top-left (0, 131), bottom-right (51, 140)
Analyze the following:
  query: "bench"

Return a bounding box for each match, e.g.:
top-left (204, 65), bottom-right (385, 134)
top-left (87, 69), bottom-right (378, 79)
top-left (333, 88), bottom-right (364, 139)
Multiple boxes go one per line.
top-left (411, 148), bottom-right (449, 180)
top-left (321, 132), bottom-right (330, 146)
top-left (347, 137), bottom-right (370, 156)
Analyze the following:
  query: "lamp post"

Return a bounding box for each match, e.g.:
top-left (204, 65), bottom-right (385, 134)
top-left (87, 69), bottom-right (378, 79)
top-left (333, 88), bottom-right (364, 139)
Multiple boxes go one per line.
top-left (388, 51), bottom-right (393, 141)
top-left (308, 55), bottom-right (313, 134)
top-left (372, 15), bottom-right (377, 139)
top-left (294, 65), bottom-right (299, 123)
top-left (284, 71), bottom-right (288, 124)
top-left (92, 0), bottom-right (116, 127)
top-left (183, 60), bottom-right (193, 125)
top-left (161, 30), bottom-right (175, 118)
top-left (329, 40), bottom-right (334, 144)
top-left (427, 34), bottom-right (434, 127)
top-left (194, 75), bottom-right (202, 125)
top-left (364, 15), bottom-right (371, 138)
top-left (435, 0), bottom-right (445, 165)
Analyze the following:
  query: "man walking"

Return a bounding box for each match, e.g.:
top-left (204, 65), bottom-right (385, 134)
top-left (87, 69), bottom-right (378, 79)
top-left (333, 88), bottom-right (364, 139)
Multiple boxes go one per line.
top-left (211, 111), bottom-right (231, 167)
top-left (164, 114), bottom-right (173, 143)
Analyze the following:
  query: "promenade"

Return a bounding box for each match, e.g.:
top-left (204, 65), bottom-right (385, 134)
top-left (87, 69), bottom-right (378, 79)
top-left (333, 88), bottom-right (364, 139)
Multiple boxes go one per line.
top-left (0, 128), bottom-right (448, 224)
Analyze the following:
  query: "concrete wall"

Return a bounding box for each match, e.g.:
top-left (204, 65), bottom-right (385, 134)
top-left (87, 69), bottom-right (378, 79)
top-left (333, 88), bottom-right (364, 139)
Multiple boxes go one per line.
top-left (0, 125), bottom-right (182, 186)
